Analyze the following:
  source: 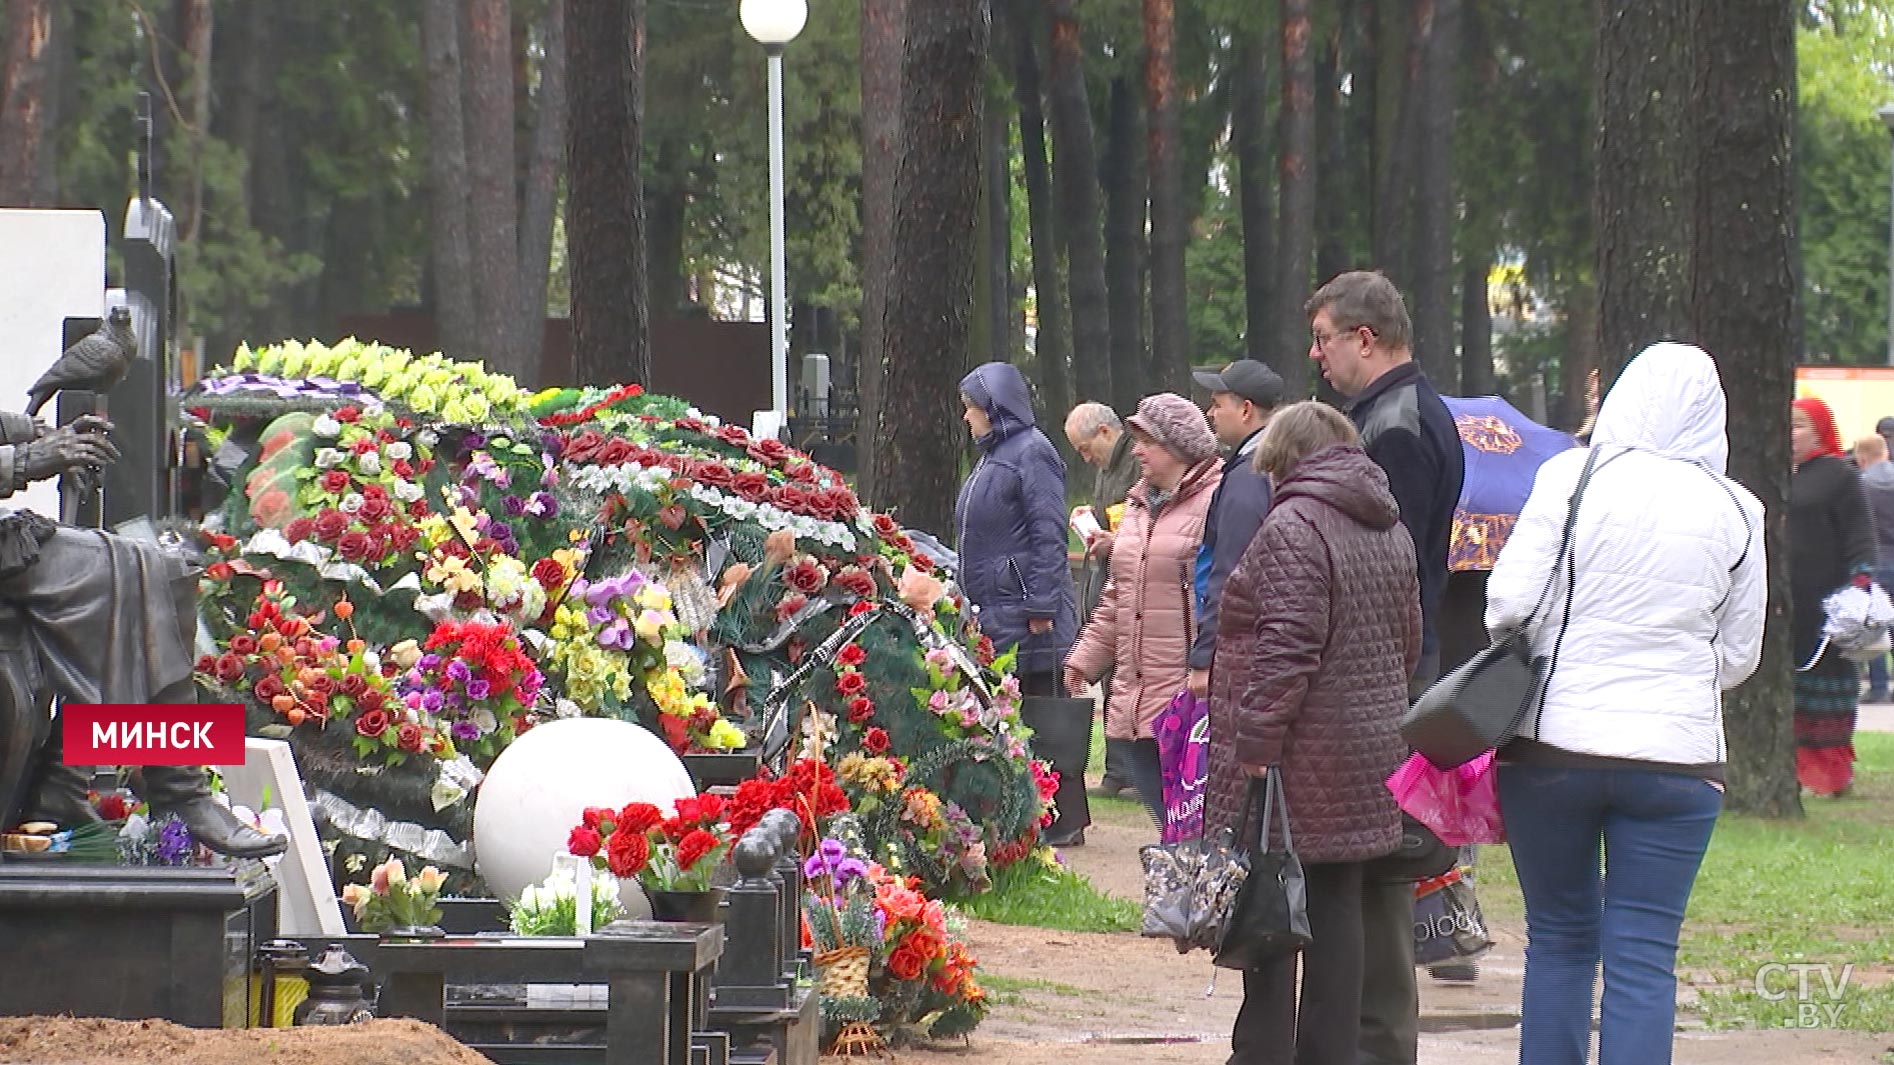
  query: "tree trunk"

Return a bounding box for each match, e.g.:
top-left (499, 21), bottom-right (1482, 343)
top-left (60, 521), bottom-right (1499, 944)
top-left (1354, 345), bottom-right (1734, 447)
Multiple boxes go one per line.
top-left (1595, 0), bottom-right (1800, 817)
top-left (175, 0), bottom-right (212, 244)
top-left (1143, 0), bottom-right (1191, 390)
top-left (1689, 0), bottom-right (1800, 819)
top-left (874, 0), bottom-right (987, 536)
top-left (1596, 1), bottom-right (1695, 367)
top-left (1047, 0), bottom-right (1112, 406)
top-left (517, 0), bottom-right (566, 377)
top-left (1459, 250), bottom-right (1493, 396)
top-left (983, 72), bottom-right (1016, 364)
top-left (1371, 0), bottom-right (1417, 285)
top-left (1007, 2), bottom-right (1072, 428)
top-left (1270, 0), bottom-right (1316, 400)
top-left (1314, 5), bottom-right (1349, 285)
top-left (423, 1), bottom-right (478, 359)
top-left (857, 0), bottom-right (905, 507)
top-left (1230, 27), bottom-right (1274, 368)
top-left (564, 0), bottom-right (649, 387)
top-left (463, 0), bottom-right (526, 380)
top-left (1104, 73), bottom-right (1148, 414)
top-left (0, 0), bottom-right (53, 207)
top-left (646, 134), bottom-right (689, 319)
top-left (1411, 0), bottom-right (1460, 392)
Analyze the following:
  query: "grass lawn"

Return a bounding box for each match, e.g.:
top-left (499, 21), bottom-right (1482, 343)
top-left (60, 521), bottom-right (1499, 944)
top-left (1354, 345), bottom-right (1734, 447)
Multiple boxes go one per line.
top-left (957, 854), bottom-right (1140, 934)
top-left (1475, 732), bottom-right (1894, 1031)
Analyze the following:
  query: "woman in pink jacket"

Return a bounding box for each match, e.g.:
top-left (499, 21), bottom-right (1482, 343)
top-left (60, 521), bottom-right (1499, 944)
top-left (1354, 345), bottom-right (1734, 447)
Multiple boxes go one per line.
top-left (1064, 393), bottom-right (1222, 826)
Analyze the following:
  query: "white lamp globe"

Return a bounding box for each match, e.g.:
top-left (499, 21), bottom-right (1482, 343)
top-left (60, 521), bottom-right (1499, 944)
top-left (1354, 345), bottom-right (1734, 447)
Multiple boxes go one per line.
top-left (473, 717), bottom-right (697, 917)
top-left (741, 0), bottom-right (808, 47)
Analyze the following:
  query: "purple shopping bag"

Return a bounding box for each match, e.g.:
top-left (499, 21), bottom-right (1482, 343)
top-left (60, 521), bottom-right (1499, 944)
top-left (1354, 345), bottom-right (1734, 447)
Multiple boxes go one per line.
top-left (1155, 690), bottom-right (1210, 842)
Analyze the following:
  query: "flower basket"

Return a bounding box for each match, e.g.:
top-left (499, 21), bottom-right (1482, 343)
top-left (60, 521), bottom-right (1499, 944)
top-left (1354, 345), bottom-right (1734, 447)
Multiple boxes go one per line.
top-left (814, 944), bottom-right (872, 1000)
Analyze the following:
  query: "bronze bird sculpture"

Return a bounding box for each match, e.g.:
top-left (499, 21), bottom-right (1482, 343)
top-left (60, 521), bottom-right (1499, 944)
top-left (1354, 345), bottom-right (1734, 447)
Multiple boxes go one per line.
top-left (25, 306), bottom-right (137, 417)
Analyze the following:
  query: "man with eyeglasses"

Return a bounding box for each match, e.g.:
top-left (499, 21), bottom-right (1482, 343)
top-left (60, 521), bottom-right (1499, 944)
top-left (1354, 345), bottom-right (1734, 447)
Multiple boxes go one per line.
top-left (1305, 270), bottom-right (1465, 1065)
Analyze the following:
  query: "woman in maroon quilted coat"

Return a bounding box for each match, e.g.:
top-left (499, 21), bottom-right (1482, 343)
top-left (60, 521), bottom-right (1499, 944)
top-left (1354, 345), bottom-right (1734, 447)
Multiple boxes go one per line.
top-left (1207, 401), bottom-right (1420, 1065)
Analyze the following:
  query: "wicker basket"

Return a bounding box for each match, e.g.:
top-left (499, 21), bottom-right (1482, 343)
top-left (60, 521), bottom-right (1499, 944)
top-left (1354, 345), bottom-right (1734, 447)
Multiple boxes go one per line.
top-left (813, 945), bottom-right (872, 999)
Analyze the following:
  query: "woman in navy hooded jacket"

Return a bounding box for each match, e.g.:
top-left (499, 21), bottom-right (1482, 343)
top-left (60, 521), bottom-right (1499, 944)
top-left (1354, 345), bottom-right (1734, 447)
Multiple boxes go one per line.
top-left (956, 362), bottom-right (1085, 843)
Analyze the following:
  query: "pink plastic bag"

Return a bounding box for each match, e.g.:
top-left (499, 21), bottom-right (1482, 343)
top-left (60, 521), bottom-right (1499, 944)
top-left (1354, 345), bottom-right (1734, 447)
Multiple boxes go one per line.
top-left (1386, 750), bottom-right (1505, 846)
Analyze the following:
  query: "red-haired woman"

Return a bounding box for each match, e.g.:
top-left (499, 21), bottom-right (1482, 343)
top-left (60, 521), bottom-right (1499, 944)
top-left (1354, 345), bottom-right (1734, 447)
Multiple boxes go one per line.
top-left (1791, 396), bottom-right (1877, 796)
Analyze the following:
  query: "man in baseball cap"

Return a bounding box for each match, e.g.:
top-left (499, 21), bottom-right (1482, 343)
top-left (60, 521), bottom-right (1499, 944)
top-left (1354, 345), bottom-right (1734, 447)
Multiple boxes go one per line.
top-left (1185, 360), bottom-right (1285, 699)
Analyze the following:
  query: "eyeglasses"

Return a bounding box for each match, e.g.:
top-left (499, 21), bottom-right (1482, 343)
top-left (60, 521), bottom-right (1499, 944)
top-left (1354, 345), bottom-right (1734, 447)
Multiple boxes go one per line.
top-left (1311, 324), bottom-right (1377, 353)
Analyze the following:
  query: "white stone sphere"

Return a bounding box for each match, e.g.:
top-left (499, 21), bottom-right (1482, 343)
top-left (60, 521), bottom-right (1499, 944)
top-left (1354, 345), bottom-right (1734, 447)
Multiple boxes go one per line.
top-left (473, 717), bottom-right (696, 916)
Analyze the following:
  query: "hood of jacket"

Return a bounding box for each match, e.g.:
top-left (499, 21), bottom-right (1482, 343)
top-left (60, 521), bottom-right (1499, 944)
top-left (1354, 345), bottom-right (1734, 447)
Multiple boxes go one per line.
top-left (960, 362), bottom-right (1037, 450)
top-left (1274, 444), bottom-right (1399, 529)
top-left (1591, 342), bottom-right (1729, 473)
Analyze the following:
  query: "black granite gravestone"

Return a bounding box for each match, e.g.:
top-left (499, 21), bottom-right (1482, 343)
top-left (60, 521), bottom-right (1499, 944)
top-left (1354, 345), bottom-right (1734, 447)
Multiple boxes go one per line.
top-left (0, 861), bottom-right (277, 1027)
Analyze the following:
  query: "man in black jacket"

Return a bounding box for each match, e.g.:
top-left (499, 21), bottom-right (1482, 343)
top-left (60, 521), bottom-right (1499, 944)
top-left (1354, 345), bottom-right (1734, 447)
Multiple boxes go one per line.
top-left (1306, 270), bottom-right (1465, 1065)
top-left (1186, 360), bottom-right (1281, 698)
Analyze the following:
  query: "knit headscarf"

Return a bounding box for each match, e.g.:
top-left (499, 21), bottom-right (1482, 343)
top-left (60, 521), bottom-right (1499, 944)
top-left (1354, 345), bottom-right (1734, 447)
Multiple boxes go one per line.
top-left (1126, 392), bottom-right (1218, 465)
top-left (1793, 396), bottom-right (1843, 459)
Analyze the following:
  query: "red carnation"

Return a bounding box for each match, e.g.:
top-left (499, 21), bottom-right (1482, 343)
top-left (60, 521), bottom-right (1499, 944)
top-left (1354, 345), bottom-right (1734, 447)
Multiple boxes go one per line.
top-left (606, 829), bottom-right (651, 878)
top-left (774, 592), bottom-right (809, 622)
top-left (360, 495), bottom-right (392, 522)
top-left (397, 723), bottom-right (426, 752)
top-left (835, 567), bottom-right (877, 599)
top-left (564, 429), bottom-right (607, 464)
top-left (675, 828), bottom-right (720, 870)
top-left (887, 946), bottom-right (925, 982)
top-left (350, 437), bottom-right (377, 456)
top-left (319, 470), bottom-right (350, 495)
top-left (617, 802), bottom-right (665, 835)
top-left (694, 793), bottom-right (726, 824)
top-left (847, 697), bottom-right (876, 724)
top-left (97, 793), bottom-right (132, 821)
top-left (837, 643), bottom-right (868, 668)
top-left (863, 727), bottom-right (891, 754)
top-left (355, 708), bottom-right (390, 738)
top-left (747, 437), bottom-right (790, 465)
top-left (392, 459), bottom-right (416, 479)
top-left (532, 558), bottom-right (566, 589)
top-left (313, 509), bottom-right (350, 542)
top-left (284, 516), bottom-right (317, 544)
top-left (695, 461), bottom-right (736, 488)
top-left (334, 405), bottom-right (361, 424)
top-left (976, 635), bottom-right (997, 665)
top-left (671, 796), bottom-right (702, 824)
top-left (408, 500), bottom-right (432, 519)
top-left (783, 559), bottom-right (828, 595)
top-left (582, 806), bottom-right (616, 831)
top-left (336, 530), bottom-right (375, 563)
top-left (836, 670), bottom-right (868, 697)
top-left (567, 826), bottom-right (602, 858)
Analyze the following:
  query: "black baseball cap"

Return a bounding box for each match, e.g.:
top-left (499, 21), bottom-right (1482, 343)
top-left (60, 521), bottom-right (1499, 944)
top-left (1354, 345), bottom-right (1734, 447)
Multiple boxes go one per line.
top-left (1877, 416), bottom-right (1894, 437)
top-left (1192, 359), bottom-right (1284, 409)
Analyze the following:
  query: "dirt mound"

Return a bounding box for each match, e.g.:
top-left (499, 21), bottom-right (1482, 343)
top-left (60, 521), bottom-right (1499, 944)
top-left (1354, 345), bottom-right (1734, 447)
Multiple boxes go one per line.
top-left (0, 1017), bottom-right (493, 1065)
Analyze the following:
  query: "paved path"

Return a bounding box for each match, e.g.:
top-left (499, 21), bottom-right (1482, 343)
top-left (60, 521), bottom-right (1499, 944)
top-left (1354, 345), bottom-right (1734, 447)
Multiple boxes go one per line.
top-left (1856, 700), bottom-right (1894, 732)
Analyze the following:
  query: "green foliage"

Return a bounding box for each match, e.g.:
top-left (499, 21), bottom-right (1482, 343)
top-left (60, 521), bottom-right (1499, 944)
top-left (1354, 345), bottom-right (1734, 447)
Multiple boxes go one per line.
top-left (1798, 14), bottom-right (1894, 362)
top-left (957, 856), bottom-right (1139, 933)
top-left (1187, 158), bottom-right (1250, 366)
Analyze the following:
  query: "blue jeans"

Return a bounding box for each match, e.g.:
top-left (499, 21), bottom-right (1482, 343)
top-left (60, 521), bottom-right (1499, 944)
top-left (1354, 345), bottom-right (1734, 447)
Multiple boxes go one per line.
top-left (1122, 737), bottom-right (1164, 830)
top-left (1497, 764), bottom-right (1721, 1065)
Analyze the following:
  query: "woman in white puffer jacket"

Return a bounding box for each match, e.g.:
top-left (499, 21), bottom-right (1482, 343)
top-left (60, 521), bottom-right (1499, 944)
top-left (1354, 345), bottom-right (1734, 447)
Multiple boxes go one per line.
top-left (1485, 342), bottom-right (1764, 1065)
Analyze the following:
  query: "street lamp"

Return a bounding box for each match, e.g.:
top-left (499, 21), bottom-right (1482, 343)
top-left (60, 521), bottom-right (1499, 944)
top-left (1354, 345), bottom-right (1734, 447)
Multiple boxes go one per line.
top-left (1880, 104), bottom-right (1894, 366)
top-left (742, 0), bottom-right (808, 427)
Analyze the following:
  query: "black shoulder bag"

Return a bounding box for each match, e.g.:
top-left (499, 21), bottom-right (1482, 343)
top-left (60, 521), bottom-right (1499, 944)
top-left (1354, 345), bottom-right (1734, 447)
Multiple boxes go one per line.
top-left (1401, 446), bottom-right (1603, 769)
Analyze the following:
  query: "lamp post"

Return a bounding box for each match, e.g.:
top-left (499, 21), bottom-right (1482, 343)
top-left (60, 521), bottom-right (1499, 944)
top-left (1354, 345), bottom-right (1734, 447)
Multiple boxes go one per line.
top-left (742, 0), bottom-right (808, 426)
top-left (1880, 104), bottom-right (1894, 366)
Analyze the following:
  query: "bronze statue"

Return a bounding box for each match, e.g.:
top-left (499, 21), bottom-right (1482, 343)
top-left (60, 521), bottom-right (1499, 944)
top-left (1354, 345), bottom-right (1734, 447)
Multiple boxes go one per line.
top-left (0, 410), bottom-right (285, 859)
